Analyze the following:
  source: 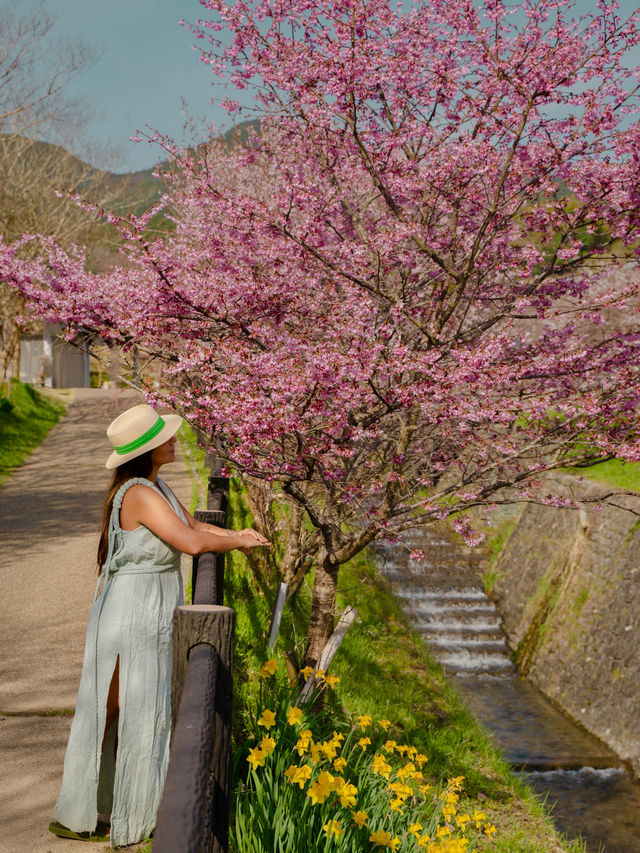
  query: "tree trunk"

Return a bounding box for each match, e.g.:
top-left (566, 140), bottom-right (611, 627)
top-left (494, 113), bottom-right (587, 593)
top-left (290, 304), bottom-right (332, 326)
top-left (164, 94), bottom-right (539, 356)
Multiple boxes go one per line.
top-left (12, 327), bottom-right (21, 382)
top-left (1, 322), bottom-right (20, 381)
top-left (303, 553), bottom-right (339, 668)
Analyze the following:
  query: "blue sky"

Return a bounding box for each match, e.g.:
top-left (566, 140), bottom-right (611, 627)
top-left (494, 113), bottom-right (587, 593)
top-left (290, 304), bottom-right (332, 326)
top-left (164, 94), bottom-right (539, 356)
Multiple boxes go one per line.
top-left (43, 0), bottom-right (233, 172)
top-left (17, 0), bottom-right (640, 174)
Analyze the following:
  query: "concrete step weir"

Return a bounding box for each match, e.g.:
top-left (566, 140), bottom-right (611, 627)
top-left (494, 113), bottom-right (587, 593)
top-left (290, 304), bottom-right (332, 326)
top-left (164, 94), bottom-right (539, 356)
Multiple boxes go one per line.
top-left (375, 528), bottom-right (640, 853)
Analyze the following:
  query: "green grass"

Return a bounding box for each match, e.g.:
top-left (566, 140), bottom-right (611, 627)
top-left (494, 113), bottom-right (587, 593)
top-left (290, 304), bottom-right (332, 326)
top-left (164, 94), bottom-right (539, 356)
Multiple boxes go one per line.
top-left (223, 526), bottom-right (583, 850)
top-left (0, 380), bottom-right (66, 486)
top-left (565, 458), bottom-right (640, 493)
top-left (176, 424), bottom-right (209, 515)
top-left (483, 517), bottom-right (518, 594)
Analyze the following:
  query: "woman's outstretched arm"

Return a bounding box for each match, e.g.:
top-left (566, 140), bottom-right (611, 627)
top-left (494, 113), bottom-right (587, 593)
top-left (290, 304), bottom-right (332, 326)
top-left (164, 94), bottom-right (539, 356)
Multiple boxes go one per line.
top-left (159, 481), bottom-right (264, 543)
top-left (120, 485), bottom-right (269, 556)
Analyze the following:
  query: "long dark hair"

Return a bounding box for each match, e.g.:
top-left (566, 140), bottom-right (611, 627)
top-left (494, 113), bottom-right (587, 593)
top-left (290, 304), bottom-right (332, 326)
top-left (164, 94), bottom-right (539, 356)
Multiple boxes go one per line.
top-left (97, 451), bottom-right (154, 572)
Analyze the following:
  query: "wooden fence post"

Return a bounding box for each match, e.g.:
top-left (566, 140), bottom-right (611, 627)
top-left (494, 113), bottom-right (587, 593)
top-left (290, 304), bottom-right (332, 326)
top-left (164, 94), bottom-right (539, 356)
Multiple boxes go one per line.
top-left (192, 509), bottom-right (227, 606)
top-left (155, 604), bottom-right (234, 853)
top-left (191, 440), bottom-right (229, 606)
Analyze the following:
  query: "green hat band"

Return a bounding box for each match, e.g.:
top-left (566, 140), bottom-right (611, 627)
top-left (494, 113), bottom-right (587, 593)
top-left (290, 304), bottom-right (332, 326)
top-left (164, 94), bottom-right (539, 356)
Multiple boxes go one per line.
top-left (114, 416), bottom-right (166, 455)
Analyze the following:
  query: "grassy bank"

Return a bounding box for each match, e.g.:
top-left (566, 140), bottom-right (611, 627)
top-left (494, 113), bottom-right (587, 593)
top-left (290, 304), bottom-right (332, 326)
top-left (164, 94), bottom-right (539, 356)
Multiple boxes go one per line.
top-left (481, 458), bottom-right (640, 593)
top-left (0, 380), bottom-right (66, 486)
top-left (565, 457), bottom-right (640, 492)
top-left (223, 483), bottom-right (582, 852)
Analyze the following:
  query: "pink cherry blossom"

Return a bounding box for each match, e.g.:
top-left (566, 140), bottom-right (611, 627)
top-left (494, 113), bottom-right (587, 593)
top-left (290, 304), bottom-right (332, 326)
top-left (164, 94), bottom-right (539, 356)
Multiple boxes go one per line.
top-left (3, 0), bottom-right (640, 662)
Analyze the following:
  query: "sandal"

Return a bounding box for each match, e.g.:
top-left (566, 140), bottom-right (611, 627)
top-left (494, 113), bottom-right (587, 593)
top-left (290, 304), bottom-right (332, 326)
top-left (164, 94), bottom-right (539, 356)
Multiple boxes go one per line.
top-left (48, 821), bottom-right (110, 842)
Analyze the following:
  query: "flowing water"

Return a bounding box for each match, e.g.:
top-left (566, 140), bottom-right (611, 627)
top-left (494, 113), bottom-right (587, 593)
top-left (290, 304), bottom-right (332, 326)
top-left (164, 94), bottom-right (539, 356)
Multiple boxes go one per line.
top-left (377, 528), bottom-right (640, 853)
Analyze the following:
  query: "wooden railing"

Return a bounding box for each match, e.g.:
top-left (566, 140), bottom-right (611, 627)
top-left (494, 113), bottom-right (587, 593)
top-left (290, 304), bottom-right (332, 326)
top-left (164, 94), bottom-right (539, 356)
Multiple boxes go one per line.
top-left (154, 457), bottom-right (232, 853)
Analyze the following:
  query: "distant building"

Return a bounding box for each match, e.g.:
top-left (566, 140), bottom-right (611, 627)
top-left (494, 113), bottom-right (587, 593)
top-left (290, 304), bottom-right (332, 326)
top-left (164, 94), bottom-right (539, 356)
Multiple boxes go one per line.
top-left (19, 324), bottom-right (90, 388)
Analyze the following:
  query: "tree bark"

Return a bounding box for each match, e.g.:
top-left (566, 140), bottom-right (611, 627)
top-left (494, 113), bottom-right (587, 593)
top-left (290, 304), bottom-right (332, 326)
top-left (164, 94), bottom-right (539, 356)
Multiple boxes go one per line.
top-left (303, 553), bottom-right (339, 668)
top-left (1, 318), bottom-right (20, 381)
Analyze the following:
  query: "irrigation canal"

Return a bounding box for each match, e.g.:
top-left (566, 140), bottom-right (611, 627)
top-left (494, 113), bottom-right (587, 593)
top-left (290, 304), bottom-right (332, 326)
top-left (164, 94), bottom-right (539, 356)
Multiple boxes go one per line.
top-left (377, 526), bottom-right (640, 853)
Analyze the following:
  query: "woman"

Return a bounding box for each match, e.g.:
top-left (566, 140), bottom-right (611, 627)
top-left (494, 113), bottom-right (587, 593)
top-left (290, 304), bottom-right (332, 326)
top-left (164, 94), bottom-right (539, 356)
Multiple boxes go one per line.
top-left (49, 403), bottom-right (268, 846)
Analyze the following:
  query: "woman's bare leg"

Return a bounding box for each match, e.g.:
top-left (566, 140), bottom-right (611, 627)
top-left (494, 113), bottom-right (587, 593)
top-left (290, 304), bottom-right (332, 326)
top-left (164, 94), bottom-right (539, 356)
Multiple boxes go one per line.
top-left (102, 657), bottom-right (119, 751)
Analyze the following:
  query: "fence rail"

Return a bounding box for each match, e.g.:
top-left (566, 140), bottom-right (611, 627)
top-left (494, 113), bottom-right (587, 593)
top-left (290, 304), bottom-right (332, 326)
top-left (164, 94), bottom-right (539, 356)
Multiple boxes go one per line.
top-left (154, 452), bottom-right (232, 853)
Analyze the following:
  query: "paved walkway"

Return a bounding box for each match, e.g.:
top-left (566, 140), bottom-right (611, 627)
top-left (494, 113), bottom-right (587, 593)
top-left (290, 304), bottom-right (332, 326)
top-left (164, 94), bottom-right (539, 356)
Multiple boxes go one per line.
top-left (0, 389), bottom-right (196, 852)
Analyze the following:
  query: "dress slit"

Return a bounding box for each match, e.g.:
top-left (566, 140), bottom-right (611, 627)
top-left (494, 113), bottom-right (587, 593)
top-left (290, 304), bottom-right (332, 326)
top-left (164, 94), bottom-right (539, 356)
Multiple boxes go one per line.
top-left (102, 655), bottom-right (120, 752)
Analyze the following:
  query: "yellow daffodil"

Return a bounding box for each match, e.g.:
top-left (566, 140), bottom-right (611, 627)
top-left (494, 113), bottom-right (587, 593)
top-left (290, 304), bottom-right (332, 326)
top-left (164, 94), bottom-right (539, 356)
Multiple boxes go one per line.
top-left (389, 798), bottom-right (404, 813)
top-left (383, 739), bottom-right (397, 753)
top-left (295, 729), bottom-right (313, 756)
top-left (369, 829), bottom-right (392, 846)
top-left (378, 718), bottom-right (391, 730)
top-left (358, 736), bottom-right (371, 750)
top-left (334, 756), bottom-right (347, 772)
top-left (336, 779), bottom-right (358, 808)
top-left (409, 822), bottom-right (423, 837)
top-left (259, 735), bottom-right (275, 754)
top-left (455, 814), bottom-right (471, 829)
top-left (309, 741), bottom-right (324, 763)
top-left (257, 709), bottom-right (276, 729)
top-left (389, 839), bottom-right (401, 852)
top-left (322, 739), bottom-right (340, 760)
top-left (332, 731), bottom-right (345, 743)
top-left (472, 810), bottom-right (486, 828)
top-left (358, 714), bottom-right (372, 729)
top-left (396, 761), bottom-right (416, 779)
top-left (259, 659), bottom-right (277, 678)
top-left (331, 774), bottom-right (345, 791)
top-left (307, 770), bottom-right (334, 804)
top-left (300, 665), bottom-right (314, 679)
top-left (484, 823), bottom-right (497, 838)
top-left (246, 747), bottom-right (266, 770)
top-left (416, 834), bottom-right (431, 849)
top-left (352, 809), bottom-right (368, 828)
top-left (396, 744), bottom-right (409, 756)
top-left (418, 783), bottom-right (432, 795)
top-left (415, 753), bottom-right (429, 767)
top-left (387, 781), bottom-right (413, 801)
top-left (324, 674), bottom-right (340, 687)
top-left (371, 753), bottom-right (392, 777)
top-left (287, 706), bottom-right (303, 725)
top-left (284, 763), bottom-right (312, 788)
top-left (442, 803), bottom-right (457, 820)
top-left (314, 669), bottom-right (326, 680)
top-left (323, 819), bottom-right (343, 839)
top-left (436, 825), bottom-right (452, 839)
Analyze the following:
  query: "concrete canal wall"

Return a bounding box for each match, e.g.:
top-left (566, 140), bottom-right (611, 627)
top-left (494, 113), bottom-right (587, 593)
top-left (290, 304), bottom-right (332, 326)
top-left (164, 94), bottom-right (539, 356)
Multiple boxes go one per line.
top-left (490, 480), bottom-right (640, 777)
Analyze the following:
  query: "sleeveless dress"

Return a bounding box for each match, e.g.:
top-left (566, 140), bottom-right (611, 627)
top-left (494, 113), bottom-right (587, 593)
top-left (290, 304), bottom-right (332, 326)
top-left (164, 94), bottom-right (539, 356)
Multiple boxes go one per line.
top-left (54, 476), bottom-right (186, 847)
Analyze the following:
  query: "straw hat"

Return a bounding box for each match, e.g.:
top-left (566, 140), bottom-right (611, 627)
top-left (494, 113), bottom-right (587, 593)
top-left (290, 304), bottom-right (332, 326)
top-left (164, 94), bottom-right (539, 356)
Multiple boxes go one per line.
top-left (105, 404), bottom-right (182, 469)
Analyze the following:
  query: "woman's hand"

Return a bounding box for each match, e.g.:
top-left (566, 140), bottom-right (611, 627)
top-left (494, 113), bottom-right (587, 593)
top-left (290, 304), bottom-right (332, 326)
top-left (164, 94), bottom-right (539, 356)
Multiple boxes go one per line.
top-left (239, 528), bottom-right (270, 545)
top-left (237, 528), bottom-right (270, 554)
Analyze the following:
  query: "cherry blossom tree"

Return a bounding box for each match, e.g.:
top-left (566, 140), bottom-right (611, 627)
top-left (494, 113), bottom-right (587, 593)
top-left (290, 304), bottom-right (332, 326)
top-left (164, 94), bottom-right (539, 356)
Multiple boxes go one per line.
top-left (3, 0), bottom-right (640, 666)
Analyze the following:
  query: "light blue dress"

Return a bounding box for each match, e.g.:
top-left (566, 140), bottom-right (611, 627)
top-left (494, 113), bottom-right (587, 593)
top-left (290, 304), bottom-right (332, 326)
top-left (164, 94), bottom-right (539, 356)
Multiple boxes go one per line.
top-left (54, 476), bottom-right (186, 847)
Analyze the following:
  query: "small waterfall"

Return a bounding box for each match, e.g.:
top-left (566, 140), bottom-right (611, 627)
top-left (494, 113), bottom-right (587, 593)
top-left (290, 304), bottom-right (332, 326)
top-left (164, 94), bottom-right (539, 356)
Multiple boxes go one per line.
top-left (399, 586), bottom-right (512, 673)
top-left (379, 538), bottom-right (514, 675)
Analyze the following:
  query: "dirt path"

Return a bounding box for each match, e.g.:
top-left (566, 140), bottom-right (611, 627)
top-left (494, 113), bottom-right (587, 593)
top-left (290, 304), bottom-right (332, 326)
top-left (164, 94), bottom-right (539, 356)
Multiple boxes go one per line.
top-left (0, 388), bottom-right (195, 853)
